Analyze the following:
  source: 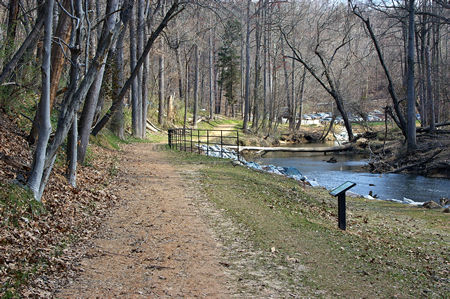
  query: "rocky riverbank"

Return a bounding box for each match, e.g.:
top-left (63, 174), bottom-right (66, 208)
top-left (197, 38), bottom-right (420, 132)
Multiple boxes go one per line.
top-left (366, 132), bottom-right (450, 179)
top-left (241, 123), bottom-right (449, 179)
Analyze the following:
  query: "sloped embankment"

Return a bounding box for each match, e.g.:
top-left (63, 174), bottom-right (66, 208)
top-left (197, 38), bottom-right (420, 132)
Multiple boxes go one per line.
top-left (0, 112), bottom-right (120, 297)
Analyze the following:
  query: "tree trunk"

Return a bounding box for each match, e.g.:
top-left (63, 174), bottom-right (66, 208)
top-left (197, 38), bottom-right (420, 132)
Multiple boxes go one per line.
top-left (137, 0), bottom-right (145, 138)
top-left (291, 52), bottom-right (296, 129)
top-left (65, 4), bottom-right (82, 185)
top-left (158, 45), bottom-right (165, 125)
top-left (130, 3), bottom-right (141, 137)
top-left (110, 24), bottom-right (127, 139)
top-left (49, 0), bottom-right (73, 106)
top-left (27, 0), bottom-right (54, 201)
top-left (193, 44), bottom-right (199, 127)
top-left (184, 62), bottom-right (189, 128)
top-left (281, 39), bottom-right (291, 130)
top-left (3, 0), bottom-right (20, 66)
top-left (252, 8), bottom-right (261, 130)
top-left (67, 116), bottom-right (78, 187)
top-left (406, 0), bottom-right (417, 152)
top-left (28, 0), bottom-right (73, 144)
top-left (142, 19), bottom-right (150, 138)
top-left (268, 46), bottom-right (275, 130)
top-left (295, 66), bottom-right (306, 130)
top-left (208, 22), bottom-right (215, 120)
top-left (240, 24), bottom-right (245, 118)
top-left (425, 46), bottom-right (435, 132)
top-left (242, 0), bottom-right (251, 132)
top-left (175, 46), bottom-right (183, 100)
top-left (78, 60), bottom-right (107, 164)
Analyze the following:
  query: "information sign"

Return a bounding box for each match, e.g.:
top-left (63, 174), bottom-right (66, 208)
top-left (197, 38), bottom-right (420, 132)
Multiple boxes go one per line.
top-left (330, 181), bottom-right (356, 197)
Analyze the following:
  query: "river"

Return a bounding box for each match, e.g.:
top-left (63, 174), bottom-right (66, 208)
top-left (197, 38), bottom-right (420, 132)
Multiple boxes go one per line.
top-left (257, 146), bottom-right (450, 204)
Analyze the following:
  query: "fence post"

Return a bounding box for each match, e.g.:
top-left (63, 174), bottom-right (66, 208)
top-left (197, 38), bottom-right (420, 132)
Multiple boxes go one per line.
top-left (198, 130), bottom-right (201, 154)
top-left (190, 129), bottom-right (193, 152)
top-left (220, 130), bottom-right (223, 158)
top-left (168, 129), bottom-right (173, 148)
top-left (183, 129), bottom-right (186, 152)
top-left (338, 193), bottom-right (346, 230)
top-left (207, 130), bottom-right (209, 157)
top-left (237, 130), bottom-right (240, 161)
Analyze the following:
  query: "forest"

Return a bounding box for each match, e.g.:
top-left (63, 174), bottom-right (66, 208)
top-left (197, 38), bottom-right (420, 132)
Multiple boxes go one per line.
top-left (0, 0), bottom-right (448, 200)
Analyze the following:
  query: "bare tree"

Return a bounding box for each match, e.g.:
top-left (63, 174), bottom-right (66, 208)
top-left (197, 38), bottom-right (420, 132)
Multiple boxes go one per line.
top-left (66, 0), bottom-right (84, 187)
top-left (282, 3), bottom-right (355, 141)
top-left (110, 25), bottom-right (127, 139)
top-left (406, 0), bottom-right (417, 151)
top-left (130, 2), bottom-right (141, 137)
top-left (28, 0), bottom-right (73, 144)
top-left (27, 0), bottom-right (54, 200)
top-left (158, 40), bottom-right (165, 126)
top-left (208, 17), bottom-right (215, 120)
top-left (242, 0), bottom-right (251, 132)
top-left (91, 0), bottom-right (183, 135)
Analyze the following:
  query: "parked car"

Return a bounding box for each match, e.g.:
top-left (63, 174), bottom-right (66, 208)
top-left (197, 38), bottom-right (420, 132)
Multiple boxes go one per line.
top-left (349, 116), bottom-right (363, 122)
top-left (368, 115), bottom-right (382, 122)
top-left (335, 116), bottom-right (343, 124)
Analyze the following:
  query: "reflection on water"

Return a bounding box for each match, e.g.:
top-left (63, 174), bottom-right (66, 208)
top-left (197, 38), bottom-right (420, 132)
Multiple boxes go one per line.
top-left (258, 149), bottom-right (450, 203)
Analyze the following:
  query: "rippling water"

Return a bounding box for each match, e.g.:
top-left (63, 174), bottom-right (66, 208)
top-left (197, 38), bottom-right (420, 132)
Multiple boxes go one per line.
top-left (258, 150), bottom-right (450, 203)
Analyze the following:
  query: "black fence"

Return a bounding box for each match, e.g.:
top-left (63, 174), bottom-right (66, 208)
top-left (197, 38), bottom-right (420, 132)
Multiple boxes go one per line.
top-left (168, 128), bottom-right (240, 161)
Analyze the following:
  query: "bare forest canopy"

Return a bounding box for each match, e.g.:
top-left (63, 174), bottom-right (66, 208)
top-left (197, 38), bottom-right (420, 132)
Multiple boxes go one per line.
top-left (0, 0), bottom-right (448, 200)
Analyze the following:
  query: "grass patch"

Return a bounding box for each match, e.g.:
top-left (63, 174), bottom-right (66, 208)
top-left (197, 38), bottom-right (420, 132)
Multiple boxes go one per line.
top-left (169, 150), bottom-right (449, 297)
top-left (196, 118), bottom-right (241, 130)
top-left (0, 183), bottom-right (44, 227)
top-left (145, 132), bottom-right (167, 143)
top-left (90, 130), bottom-right (127, 151)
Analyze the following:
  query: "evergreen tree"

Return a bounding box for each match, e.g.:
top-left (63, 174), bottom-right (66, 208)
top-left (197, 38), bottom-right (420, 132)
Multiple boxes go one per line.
top-left (217, 19), bottom-right (241, 112)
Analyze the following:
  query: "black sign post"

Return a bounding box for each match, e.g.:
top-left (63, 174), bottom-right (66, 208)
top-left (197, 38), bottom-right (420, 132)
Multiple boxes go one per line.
top-left (330, 181), bottom-right (356, 230)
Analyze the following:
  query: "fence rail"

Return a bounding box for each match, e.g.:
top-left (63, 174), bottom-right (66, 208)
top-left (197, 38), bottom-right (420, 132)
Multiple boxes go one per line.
top-left (168, 128), bottom-right (240, 161)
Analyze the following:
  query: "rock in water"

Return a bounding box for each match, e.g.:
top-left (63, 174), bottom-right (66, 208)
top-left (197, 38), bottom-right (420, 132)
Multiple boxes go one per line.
top-left (326, 157), bottom-right (337, 163)
top-left (422, 201), bottom-right (442, 209)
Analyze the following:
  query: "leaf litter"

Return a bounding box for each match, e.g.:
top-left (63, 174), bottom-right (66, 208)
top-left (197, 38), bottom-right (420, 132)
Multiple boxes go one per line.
top-left (0, 112), bottom-right (121, 297)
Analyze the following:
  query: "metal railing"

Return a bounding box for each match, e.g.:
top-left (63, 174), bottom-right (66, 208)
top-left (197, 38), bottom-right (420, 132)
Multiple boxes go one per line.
top-left (168, 128), bottom-right (240, 161)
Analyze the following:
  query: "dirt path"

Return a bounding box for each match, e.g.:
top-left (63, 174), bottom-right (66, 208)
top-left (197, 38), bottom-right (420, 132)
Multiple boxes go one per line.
top-left (57, 143), bottom-right (231, 298)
